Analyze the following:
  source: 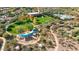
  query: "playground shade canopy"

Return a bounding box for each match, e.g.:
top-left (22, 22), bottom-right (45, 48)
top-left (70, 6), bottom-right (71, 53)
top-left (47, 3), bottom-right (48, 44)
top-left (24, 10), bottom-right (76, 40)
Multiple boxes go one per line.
top-left (17, 28), bottom-right (38, 38)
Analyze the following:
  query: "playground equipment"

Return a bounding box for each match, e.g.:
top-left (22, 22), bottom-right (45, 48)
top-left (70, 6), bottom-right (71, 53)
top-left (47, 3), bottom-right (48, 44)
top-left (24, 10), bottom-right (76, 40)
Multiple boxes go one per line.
top-left (17, 28), bottom-right (38, 38)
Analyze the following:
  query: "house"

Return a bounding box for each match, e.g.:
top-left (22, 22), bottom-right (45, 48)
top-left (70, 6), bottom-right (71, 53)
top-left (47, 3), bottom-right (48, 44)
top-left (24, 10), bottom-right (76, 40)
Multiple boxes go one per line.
top-left (27, 12), bottom-right (42, 17)
top-left (53, 14), bottom-right (75, 20)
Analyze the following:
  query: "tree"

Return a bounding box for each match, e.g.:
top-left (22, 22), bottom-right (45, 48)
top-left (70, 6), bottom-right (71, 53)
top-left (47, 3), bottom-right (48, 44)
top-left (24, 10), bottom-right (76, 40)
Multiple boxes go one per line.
top-left (3, 33), bottom-right (14, 40)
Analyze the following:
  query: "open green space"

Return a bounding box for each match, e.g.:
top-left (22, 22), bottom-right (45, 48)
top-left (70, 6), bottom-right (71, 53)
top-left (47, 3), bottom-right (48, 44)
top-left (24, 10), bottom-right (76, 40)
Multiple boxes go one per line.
top-left (7, 16), bottom-right (53, 35)
top-left (7, 18), bottom-right (33, 35)
top-left (36, 16), bottom-right (53, 24)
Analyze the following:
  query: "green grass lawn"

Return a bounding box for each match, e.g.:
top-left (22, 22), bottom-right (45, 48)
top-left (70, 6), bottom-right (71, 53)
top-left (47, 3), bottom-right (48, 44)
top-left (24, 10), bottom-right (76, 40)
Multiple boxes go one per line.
top-left (10, 23), bottom-right (33, 34)
top-left (7, 16), bottom-right (53, 35)
top-left (36, 16), bottom-right (53, 24)
top-left (7, 19), bottom-right (33, 35)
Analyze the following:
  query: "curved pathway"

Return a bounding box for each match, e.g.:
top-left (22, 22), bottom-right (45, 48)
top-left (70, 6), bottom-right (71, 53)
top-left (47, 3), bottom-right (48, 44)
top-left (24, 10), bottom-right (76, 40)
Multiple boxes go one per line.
top-left (0, 37), bottom-right (6, 51)
top-left (50, 26), bottom-right (59, 51)
top-left (17, 36), bottom-right (41, 45)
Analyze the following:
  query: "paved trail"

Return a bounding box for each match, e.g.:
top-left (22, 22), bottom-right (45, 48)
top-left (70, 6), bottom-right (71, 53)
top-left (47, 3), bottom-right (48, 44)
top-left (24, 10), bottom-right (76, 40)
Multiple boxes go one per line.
top-left (17, 36), bottom-right (41, 45)
top-left (0, 37), bottom-right (6, 51)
